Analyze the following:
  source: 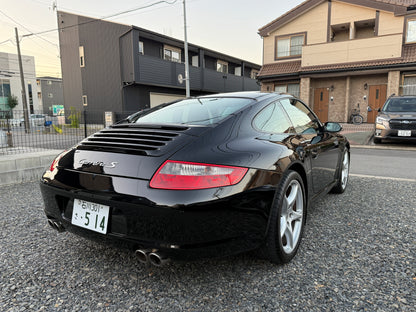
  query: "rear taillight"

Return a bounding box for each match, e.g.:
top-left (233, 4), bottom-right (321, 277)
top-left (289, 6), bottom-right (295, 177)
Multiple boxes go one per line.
top-left (149, 160), bottom-right (248, 190)
top-left (49, 153), bottom-right (64, 172)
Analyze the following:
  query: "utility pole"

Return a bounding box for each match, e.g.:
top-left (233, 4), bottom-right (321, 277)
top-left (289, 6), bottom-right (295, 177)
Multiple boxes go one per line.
top-left (15, 27), bottom-right (30, 133)
top-left (183, 0), bottom-right (190, 98)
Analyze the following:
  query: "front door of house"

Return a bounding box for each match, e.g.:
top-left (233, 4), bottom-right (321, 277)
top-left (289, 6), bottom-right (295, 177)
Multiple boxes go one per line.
top-left (313, 88), bottom-right (329, 123)
top-left (368, 85), bottom-right (387, 123)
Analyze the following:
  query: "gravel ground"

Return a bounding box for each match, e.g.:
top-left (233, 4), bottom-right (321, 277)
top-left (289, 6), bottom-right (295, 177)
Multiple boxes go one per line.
top-left (1, 177), bottom-right (415, 312)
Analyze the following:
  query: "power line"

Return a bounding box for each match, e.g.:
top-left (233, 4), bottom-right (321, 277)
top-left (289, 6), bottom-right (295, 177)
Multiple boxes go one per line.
top-left (0, 8), bottom-right (59, 49)
top-left (0, 38), bottom-right (14, 45)
top-left (23, 0), bottom-right (178, 38)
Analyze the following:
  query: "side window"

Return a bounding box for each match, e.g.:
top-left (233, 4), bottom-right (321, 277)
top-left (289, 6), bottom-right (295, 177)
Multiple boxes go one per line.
top-left (253, 102), bottom-right (293, 133)
top-left (280, 98), bottom-right (320, 134)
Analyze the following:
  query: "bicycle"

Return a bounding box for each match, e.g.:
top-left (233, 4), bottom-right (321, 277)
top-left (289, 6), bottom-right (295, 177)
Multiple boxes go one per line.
top-left (349, 103), bottom-right (364, 125)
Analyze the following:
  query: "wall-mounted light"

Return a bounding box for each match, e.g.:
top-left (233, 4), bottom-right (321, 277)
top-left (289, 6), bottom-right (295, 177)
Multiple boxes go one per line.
top-left (330, 96), bottom-right (334, 101)
top-left (329, 85), bottom-right (334, 92)
top-left (364, 83), bottom-right (368, 90)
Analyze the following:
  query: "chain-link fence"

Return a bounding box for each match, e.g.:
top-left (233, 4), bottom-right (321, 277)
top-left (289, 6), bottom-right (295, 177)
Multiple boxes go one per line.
top-left (0, 109), bottom-right (135, 155)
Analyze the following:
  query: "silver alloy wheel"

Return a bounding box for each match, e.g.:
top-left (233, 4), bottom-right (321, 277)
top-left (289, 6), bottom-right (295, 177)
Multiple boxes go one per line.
top-left (341, 151), bottom-right (349, 190)
top-left (280, 180), bottom-right (304, 254)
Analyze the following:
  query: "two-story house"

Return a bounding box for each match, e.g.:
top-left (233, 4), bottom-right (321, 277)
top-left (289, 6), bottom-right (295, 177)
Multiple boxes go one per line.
top-left (258, 0), bottom-right (416, 123)
top-left (58, 11), bottom-right (260, 116)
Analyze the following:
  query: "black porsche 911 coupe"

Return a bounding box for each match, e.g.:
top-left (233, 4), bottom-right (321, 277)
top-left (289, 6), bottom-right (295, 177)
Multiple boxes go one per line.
top-left (40, 92), bottom-right (350, 266)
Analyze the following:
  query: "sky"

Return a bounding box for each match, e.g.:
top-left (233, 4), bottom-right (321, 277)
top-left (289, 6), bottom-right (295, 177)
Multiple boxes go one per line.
top-left (0, 0), bottom-right (305, 78)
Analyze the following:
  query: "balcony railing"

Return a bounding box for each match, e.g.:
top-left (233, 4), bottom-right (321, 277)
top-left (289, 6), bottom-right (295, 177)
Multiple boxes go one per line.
top-left (133, 54), bottom-right (259, 92)
top-left (302, 34), bottom-right (403, 67)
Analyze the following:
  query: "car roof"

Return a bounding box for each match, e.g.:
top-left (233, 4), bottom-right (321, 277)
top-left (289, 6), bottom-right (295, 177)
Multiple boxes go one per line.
top-left (197, 91), bottom-right (289, 101)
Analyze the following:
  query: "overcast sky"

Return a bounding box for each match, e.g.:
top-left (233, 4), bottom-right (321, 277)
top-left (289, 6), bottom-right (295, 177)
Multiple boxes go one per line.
top-left (0, 0), bottom-right (304, 77)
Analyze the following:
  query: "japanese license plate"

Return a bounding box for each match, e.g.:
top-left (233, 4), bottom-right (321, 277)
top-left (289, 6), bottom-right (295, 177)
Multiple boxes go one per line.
top-left (71, 199), bottom-right (109, 234)
top-left (398, 130), bottom-right (411, 137)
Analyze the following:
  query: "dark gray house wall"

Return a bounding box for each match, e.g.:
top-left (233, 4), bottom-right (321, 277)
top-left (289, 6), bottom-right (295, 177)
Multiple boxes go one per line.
top-left (58, 12), bottom-right (130, 113)
top-left (58, 12), bottom-right (83, 112)
top-left (58, 11), bottom-right (260, 115)
top-left (37, 77), bottom-right (64, 114)
top-left (77, 16), bottom-right (130, 112)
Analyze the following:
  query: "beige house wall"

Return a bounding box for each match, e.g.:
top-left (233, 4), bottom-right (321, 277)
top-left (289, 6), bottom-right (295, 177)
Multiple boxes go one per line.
top-left (300, 77), bottom-right (311, 106)
top-left (387, 71), bottom-right (400, 97)
top-left (308, 75), bottom-right (389, 122)
top-left (331, 1), bottom-right (377, 25)
top-left (302, 34), bottom-right (402, 66)
top-left (262, 2), bottom-right (328, 64)
top-left (310, 77), bottom-right (347, 122)
top-left (378, 12), bottom-right (404, 35)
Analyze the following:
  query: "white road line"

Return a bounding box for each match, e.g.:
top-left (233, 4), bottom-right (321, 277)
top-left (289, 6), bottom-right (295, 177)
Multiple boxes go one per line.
top-left (350, 173), bottom-right (416, 182)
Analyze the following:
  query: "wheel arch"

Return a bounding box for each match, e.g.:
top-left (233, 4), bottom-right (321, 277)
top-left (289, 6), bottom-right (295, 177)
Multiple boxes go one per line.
top-left (286, 162), bottom-right (308, 203)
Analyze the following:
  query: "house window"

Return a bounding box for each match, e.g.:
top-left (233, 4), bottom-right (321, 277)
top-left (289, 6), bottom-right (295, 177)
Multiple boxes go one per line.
top-left (82, 95), bottom-right (88, 106)
top-left (406, 19), bottom-right (416, 43)
top-left (192, 55), bottom-right (199, 67)
top-left (47, 80), bottom-right (52, 85)
top-left (401, 75), bottom-right (416, 95)
top-left (274, 83), bottom-right (300, 97)
top-left (251, 69), bottom-right (259, 79)
top-left (79, 46), bottom-right (85, 67)
top-left (217, 60), bottom-right (228, 74)
top-left (276, 34), bottom-right (304, 58)
top-left (164, 45), bottom-right (181, 63)
top-left (139, 41), bottom-right (144, 55)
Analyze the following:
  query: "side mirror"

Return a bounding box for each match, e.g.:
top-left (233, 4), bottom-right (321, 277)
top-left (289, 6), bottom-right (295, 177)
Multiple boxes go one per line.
top-left (324, 122), bottom-right (342, 133)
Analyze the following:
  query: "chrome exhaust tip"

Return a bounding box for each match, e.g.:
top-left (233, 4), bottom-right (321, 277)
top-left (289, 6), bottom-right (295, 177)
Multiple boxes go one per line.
top-left (135, 249), bottom-right (151, 265)
top-left (47, 219), bottom-right (56, 230)
top-left (148, 251), bottom-right (170, 267)
top-left (47, 219), bottom-right (65, 232)
top-left (53, 221), bottom-right (65, 233)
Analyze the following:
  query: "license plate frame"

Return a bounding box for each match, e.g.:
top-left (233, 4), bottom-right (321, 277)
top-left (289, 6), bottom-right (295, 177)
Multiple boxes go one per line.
top-left (398, 130), bottom-right (411, 137)
top-left (71, 199), bottom-right (110, 234)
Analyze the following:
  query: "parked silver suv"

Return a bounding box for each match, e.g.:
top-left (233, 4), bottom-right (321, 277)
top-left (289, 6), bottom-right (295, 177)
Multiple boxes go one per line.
top-left (374, 96), bottom-right (416, 143)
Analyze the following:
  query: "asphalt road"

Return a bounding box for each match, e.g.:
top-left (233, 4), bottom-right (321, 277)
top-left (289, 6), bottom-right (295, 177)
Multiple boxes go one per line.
top-left (350, 147), bottom-right (416, 181)
top-left (1, 174), bottom-right (415, 311)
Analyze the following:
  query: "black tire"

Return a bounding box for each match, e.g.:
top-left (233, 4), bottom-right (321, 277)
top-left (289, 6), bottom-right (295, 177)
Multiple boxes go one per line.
top-left (352, 115), bottom-right (363, 125)
top-left (373, 137), bottom-right (382, 144)
top-left (331, 149), bottom-right (349, 194)
top-left (264, 170), bottom-right (306, 264)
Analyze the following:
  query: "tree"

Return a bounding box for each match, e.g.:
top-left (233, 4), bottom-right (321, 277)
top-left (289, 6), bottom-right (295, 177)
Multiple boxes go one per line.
top-left (7, 94), bottom-right (18, 110)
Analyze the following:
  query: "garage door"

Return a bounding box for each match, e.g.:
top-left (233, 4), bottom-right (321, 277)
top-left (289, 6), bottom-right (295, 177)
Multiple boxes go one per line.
top-left (150, 93), bottom-right (186, 108)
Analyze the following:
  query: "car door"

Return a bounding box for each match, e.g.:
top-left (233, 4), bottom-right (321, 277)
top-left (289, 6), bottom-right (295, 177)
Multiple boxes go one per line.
top-left (280, 98), bottom-right (340, 194)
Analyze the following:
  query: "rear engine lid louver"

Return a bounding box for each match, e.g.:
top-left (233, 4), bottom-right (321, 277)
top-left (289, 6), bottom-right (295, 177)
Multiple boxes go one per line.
top-left (77, 124), bottom-right (192, 156)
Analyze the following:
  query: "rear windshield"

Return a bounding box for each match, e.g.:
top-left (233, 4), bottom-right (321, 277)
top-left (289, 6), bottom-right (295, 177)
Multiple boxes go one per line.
top-left (383, 98), bottom-right (416, 112)
top-left (133, 97), bottom-right (253, 125)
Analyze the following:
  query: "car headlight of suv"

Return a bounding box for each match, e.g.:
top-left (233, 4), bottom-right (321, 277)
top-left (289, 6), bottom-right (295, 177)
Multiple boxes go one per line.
top-left (375, 116), bottom-right (388, 124)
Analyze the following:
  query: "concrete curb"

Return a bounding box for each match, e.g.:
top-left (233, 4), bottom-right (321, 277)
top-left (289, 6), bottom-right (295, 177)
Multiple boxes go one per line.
top-left (0, 150), bottom-right (62, 186)
top-left (351, 144), bottom-right (416, 151)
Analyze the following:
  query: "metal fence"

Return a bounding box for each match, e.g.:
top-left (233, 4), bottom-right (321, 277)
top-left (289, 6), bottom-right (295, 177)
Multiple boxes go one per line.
top-left (0, 109), bottom-right (135, 155)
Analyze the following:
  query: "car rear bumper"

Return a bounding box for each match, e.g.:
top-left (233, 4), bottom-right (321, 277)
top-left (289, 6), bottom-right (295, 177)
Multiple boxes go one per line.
top-left (40, 173), bottom-right (273, 260)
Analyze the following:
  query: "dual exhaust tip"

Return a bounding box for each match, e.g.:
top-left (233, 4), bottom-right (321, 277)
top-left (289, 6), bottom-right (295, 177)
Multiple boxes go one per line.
top-left (47, 219), bottom-right (65, 233)
top-left (135, 249), bottom-right (170, 267)
top-left (47, 220), bottom-right (169, 266)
